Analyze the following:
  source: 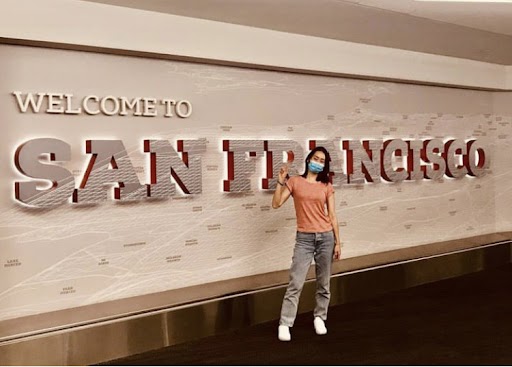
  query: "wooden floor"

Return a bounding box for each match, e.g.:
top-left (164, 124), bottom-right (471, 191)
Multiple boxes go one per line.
top-left (103, 264), bottom-right (512, 365)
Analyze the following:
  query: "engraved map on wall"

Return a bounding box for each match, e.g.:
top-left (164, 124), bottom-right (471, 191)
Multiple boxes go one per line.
top-left (0, 44), bottom-right (508, 321)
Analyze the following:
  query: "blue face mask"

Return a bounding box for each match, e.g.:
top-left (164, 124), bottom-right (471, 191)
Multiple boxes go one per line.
top-left (308, 161), bottom-right (324, 174)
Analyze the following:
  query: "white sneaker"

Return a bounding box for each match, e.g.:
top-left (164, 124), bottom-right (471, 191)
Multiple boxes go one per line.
top-left (314, 317), bottom-right (327, 335)
top-left (278, 325), bottom-right (291, 341)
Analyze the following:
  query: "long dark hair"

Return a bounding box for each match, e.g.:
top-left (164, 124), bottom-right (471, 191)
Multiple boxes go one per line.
top-left (301, 146), bottom-right (331, 184)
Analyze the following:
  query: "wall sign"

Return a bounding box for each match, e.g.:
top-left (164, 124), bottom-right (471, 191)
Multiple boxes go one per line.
top-left (13, 91), bottom-right (193, 118)
top-left (0, 44), bottom-right (504, 323)
top-left (12, 92), bottom-right (489, 209)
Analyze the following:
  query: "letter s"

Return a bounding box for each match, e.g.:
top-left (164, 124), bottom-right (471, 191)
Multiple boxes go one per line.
top-left (14, 138), bottom-right (74, 208)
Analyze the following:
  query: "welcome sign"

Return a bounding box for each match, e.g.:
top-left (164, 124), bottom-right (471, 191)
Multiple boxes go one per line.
top-left (0, 44), bottom-right (499, 322)
top-left (12, 92), bottom-right (489, 208)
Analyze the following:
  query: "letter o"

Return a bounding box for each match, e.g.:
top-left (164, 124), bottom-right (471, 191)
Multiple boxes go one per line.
top-left (445, 139), bottom-right (468, 178)
top-left (465, 140), bottom-right (489, 177)
top-left (176, 100), bottom-right (192, 118)
top-left (100, 96), bottom-right (120, 116)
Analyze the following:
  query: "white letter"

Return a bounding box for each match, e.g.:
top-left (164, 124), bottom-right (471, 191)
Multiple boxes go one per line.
top-left (46, 93), bottom-right (65, 114)
top-left (176, 100), bottom-right (192, 118)
top-left (424, 139), bottom-right (446, 180)
top-left (223, 140), bottom-right (265, 192)
top-left (465, 140), bottom-right (489, 178)
top-left (381, 139), bottom-right (408, 183)
top-left (83, 96), bottom-right (100, 115)
top-left (161, 99), bottom-right (176, 117)
top-left (407, 140), bottom-right (424, 181)
top-left (12, 91), bottom-right (45, 113)
top-left (14, 138), bottom-right (74, 208)
top-left (445, 139), bottom-right (468, 179)
top-left (64, 94), bottom-right (82, 114)
top-left (142, 98), bottom-right (157, 117)
top-left (119, 97), bottom-right (142, 116)
top-left (100, 96), bottom-right (120, 116)
top-left (343, 140), bottom-right (382, 184)
top-left (73, 140), bottom-right (146, 203)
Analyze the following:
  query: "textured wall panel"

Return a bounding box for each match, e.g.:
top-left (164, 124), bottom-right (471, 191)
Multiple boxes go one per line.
top-left (0, 44), bottom-right (505, 322)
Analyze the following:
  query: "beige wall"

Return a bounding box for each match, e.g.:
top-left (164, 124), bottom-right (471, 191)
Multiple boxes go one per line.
top-left (0, 44), bottom-right (503, 321)
top-left (1, 0), bottom-right (510, 90)
top-left (0, 0), bottom-right (510, 328)
top-left (492, 92), bottom-right (512, 233)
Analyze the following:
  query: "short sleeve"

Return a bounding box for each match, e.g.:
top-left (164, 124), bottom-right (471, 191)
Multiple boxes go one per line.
top-left (326, 183), bottom-right (334, 198)
top-left (285, 176), bottom-right (296, 194)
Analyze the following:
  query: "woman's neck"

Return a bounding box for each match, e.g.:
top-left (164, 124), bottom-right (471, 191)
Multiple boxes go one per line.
top-left (306, 171), bottom-right (318, 183)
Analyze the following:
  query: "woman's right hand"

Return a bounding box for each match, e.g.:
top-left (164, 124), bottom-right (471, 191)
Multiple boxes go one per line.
top-left (278, 164), bottom-right (289, 183)
top-left (272, 164), bottom-right (292, 209)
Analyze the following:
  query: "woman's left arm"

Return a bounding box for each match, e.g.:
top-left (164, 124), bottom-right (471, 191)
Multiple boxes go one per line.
top-left (327, 193), bottom-right (341, 260)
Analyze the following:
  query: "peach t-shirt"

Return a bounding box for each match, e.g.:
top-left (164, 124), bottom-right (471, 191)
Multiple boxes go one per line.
top-left (285, 176), bottom-right (335, 233)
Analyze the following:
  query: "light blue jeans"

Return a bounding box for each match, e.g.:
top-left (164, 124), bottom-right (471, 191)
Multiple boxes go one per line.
top-left (279, 230), bottom-right (335, 327)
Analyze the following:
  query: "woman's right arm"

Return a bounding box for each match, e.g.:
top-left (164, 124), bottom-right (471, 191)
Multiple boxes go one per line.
top-left (272, 165), bottom-right (292, 209)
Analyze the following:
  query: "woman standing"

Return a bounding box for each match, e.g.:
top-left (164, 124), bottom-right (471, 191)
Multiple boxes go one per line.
top-left (272, 146), bottom-right (341, 342)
